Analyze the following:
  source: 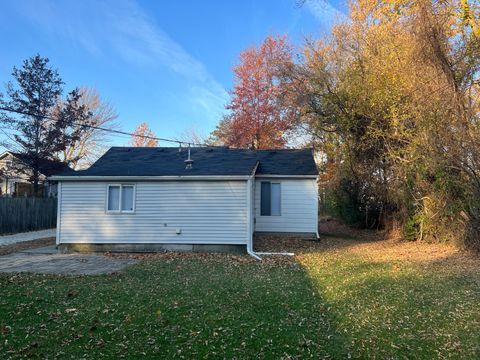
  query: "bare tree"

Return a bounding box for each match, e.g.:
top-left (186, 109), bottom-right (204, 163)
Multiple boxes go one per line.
top-left (175, 127), bottom-right (207, 145)
top-left (130, 122), bottom-right (158, 147)
top-left (58, 87), bottom-right (118, 169)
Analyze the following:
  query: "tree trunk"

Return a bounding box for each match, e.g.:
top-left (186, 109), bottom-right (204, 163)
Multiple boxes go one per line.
top-left (33, 169), bottom-right (39, 197)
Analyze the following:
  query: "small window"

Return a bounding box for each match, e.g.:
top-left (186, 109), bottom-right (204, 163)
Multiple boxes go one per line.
top-left (121, 185), bottom-right (134, 211)
top-left (260, 181), bottom-right (281, 216)
top-left (271, 183), bottom-right (281, 216)
top-left (108, 186), bottom-right (120, 211)
top-left (107, 184), bottom-right (135, 213)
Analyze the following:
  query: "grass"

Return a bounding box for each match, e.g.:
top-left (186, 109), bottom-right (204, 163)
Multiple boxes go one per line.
top-left (1, 231), bottom-right (480, 359)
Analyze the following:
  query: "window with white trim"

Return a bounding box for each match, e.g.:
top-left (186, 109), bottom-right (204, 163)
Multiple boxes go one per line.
top-left (260, 181), bottom-right (281, 216)
top-left (107, 184), bottom-right (135, 213)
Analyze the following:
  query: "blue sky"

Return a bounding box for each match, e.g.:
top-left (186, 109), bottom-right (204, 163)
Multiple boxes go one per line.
top-left (0, 0), bottom-right (346, 149)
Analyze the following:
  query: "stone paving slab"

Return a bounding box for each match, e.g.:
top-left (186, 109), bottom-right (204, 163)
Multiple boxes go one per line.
top-left (0, 229), bottom-right (56, 246)
top-left (0, 252), bottom-right (138, 275)
top-left (20, 245), bottom-right (58, 254)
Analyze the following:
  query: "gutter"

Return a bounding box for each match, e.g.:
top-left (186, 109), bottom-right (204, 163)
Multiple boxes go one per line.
top-left (254, 175), bottom-right (318, 179)
top-left (49, 175), bottom-right (251, 181)
top-left (50, 174), bottom-right (318, 182)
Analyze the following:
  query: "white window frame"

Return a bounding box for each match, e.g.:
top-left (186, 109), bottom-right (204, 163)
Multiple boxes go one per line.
top-left (106, 184), bottom-right (136, 214)
top-left (260, 181), bottom-right (282, 217)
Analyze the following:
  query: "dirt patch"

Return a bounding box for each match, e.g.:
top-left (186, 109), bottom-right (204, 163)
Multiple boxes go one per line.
top-left (95, 218), bottom-right (480, 271)
top-left (254, 218), bottom-right (382, 254)
top-left (319, 217), bottom-right (383, 239)
top-left (255, 218), bottom-right (480, 273)
top-left (254, 235), bottom-right (322, 253)
top-left (105, 250), bottom-right (296, 266)
top-left (0, 237), bottom-right (55, 256)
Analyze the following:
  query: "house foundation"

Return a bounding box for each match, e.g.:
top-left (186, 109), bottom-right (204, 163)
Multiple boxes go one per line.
top-left (58, 243), bottom-right (247, 254)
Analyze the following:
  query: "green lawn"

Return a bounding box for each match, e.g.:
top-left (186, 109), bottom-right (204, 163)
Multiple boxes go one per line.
top-left (1, 236), bottom-right (480, 359)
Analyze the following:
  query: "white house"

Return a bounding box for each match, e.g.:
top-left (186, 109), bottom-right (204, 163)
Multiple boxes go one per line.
top-left (0, 151), bottom-right (71, 197)
top-left (50, 147), bottom-right (319, 256)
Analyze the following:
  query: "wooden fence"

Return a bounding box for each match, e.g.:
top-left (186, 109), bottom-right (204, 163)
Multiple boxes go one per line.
top-left (0, 197), bottom-right (57, 235)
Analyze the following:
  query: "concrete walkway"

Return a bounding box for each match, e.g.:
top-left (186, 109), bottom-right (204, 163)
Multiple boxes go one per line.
top-left (0, 229), bottom-right (56, 246)
top-left (0, 246), bottom-right (138, 275)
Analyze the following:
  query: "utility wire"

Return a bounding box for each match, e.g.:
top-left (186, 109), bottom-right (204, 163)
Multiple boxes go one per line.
top-left (0, 127), bottom-right (27, 153)
top-left (0, 106), bottom-right (217, 148)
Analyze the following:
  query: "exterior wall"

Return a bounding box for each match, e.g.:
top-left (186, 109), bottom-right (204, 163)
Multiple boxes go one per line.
top-left (0, 153), bottom-right (18, 195)
top-left (0, 179), bottom-right (53, 197)
top-left (57, 181), bottom-right (248, 245)
top-left (0, 153), bottom-right (14, 169)
top-left (0, 177), bottom-right (15, 196)
top-left (254, 178), bottom-right (318, 233)
top-left (0, 152), bottom-right (51, 197)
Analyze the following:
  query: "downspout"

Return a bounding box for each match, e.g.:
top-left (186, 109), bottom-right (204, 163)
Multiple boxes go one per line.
top-left (55, 181), bottom-right (62, 246)
top-left (255, 251), bottom-right (295, 256)
top-left (247, 162), bottom-right (261, 260)
top-left (245, 162), bottom-right (296, 259)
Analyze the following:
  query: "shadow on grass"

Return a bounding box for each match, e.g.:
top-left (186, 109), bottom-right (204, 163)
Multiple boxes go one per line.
top-left (3, 236), bottom-right (479, 358)
top-left (0, 255), bottom-right (353, 358)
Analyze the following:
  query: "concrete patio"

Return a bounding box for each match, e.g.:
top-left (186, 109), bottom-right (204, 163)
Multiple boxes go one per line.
top-left (0, 229), bottom-right (56, 246)
top-left (0, 245), bottom-right (138, 275)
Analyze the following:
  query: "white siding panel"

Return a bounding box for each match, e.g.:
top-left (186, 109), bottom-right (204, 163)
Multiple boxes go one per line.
top-left (254, 179), bottom-right (318, 233)
top-left (59, 181), bottom-right (248, 244)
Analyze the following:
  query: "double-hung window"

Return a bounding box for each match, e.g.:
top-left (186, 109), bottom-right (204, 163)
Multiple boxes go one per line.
top-left (260, 181), bottom-right (281, 216)
top-left (107, 184), bottom-right (135, 213)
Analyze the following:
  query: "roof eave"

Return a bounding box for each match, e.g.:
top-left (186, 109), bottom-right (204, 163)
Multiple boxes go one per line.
top-left (49, 175), bottom-right (252, 181)
top-left (0, 151), bottom-right (14, 160)
top-left (254, 174), bottom-right (318, 179)
top-left (50, 174), bottom-right (319, 181)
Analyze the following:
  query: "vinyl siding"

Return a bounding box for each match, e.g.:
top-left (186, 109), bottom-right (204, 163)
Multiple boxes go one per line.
top-left (0, 153), bottom-right (20, 195)
top-left (0, 153), bottom-right (49, 196)
top-left (58, 181), bottom-right (248, 244)
top-left (254, 178), bottom-right (318, 233)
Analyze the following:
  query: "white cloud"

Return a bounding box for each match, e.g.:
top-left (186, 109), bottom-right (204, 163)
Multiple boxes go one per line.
top-left (305, 0), bottom-right (347, 30)
top-left (14, 0), bottom-right (228, 125)
top-left (188, 84), bottom-right (228, 120)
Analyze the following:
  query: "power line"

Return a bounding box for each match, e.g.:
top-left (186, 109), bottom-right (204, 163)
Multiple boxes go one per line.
top-left (0, 128), bottom-right (26, 153)
top-left (0, 106), bottom-right (217, 148)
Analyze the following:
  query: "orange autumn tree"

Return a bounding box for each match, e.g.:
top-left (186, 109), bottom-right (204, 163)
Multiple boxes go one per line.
top-left (130, 122), bottom-right (158, 147)
top-left (213, 35), bottom-right (297, 149)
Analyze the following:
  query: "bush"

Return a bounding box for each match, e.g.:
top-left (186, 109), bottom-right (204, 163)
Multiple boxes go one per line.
top-left (323, 178), bottom-right (387, 229)
top-left (402, 212), bottom-right (428, 241)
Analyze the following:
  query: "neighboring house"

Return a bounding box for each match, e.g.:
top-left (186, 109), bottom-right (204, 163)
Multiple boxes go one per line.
top-left (0, 151), bottom-right (71, 197)
top-left (50, 147), bottom-right (319, 255)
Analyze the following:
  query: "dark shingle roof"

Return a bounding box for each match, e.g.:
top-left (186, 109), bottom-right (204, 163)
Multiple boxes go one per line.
top-left (55, 147), bottom-right (318, 177)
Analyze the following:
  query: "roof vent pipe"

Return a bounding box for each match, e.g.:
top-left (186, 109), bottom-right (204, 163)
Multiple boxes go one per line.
top-left (184, 145), bottom-right (194, 169)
